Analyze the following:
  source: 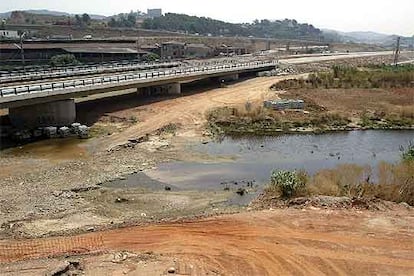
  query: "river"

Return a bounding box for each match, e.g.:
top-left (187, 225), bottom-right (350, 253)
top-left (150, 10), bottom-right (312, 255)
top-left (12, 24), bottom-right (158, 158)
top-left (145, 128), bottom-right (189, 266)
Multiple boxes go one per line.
top-left (145, 130), bottom-right (414, 190)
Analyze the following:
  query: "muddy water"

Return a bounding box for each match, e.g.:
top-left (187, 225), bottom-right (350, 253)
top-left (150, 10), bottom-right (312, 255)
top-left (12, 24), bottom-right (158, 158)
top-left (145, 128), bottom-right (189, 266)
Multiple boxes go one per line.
top-left (146, 130), bottom-right (414, 191)
top-left (3, 138), bottom-right (88, 161)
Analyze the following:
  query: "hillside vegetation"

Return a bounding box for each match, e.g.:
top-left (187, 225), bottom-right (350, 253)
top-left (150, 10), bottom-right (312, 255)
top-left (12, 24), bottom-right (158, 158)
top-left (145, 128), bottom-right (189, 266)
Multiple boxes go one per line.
top-left (143, 13), bottom-right (323, 41)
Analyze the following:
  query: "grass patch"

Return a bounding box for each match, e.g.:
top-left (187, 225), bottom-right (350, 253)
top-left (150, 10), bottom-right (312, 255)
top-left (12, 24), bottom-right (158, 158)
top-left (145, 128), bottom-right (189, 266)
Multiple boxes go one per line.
top-left (263, 159), bottom-right (414, 205)
top-left (155, 123), bottom-right (179, 136)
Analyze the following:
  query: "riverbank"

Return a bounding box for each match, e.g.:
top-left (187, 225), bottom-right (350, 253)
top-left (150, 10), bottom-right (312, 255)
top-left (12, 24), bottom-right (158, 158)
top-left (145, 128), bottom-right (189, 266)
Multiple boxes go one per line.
top-left (208, 64), bottom-right (414, 137)
top-left (207, 87), bottom-right (414, 137)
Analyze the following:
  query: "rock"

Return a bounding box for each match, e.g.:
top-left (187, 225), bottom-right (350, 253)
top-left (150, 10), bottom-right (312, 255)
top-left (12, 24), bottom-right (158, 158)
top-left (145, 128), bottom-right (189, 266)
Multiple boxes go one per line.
top-left (288, 197), bottom-right (309, 206)
top-left (43, 126), bottom-right (58, 138)
top-left (115, 198), bottom-right (128, 203)
top-left (167, 267), bottom-right (176, 274)
top-left (399, 202), bottom-right (411, 209)
top-left (165, 186), bottom-right (172, 191)
top-left (58, 126), bottom-right (71, 138)
top-left (236, 188), bottom-right (247, 196)
top-left (52, 190), bottom-right (63, 197)
top-left (77, 125), bottom-right (89, 139)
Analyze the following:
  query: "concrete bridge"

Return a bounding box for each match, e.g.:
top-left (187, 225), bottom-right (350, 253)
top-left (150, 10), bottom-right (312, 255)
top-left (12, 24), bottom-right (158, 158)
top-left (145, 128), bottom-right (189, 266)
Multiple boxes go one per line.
top-left (0, 60), bottom-right (277, 128)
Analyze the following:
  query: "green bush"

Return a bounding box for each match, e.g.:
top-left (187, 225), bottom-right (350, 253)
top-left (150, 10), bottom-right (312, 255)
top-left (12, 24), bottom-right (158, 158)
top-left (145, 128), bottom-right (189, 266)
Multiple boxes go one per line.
top-left (270, 170), bottom-right (308, 198)
top-left (50, 54), bottom-right (80, 67)
top-left (142, 53), bottom-right (160, 62)
top-left (401, 143), bottom-right (414, 162)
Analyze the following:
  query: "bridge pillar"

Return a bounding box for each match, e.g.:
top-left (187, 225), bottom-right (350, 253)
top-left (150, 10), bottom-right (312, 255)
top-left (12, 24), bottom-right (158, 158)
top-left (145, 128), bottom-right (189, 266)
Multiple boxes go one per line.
top-left (9, 99), bottom-right (76, 129)
top-left (167, 83), bottom-right (181, 95)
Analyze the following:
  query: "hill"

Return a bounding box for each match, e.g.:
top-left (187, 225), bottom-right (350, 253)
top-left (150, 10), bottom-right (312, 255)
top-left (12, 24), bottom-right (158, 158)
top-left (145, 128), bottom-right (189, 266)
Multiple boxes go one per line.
top-left (323, 29), bottom-right (413, 47)
top-left (0, 9), bottom-right (106, 20)
top-left (142, 13), bottom-right (324, 41)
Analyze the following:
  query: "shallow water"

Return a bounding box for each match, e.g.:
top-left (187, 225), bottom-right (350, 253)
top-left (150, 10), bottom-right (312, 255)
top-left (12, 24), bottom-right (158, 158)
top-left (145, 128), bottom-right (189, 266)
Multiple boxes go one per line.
top-left (146, 130), bottom-right (414, 190)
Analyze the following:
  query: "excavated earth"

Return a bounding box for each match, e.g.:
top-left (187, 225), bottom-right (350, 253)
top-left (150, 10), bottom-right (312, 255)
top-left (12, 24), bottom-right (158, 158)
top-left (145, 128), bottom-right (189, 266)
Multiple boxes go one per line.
top-left (0, 205), bottom-right (413, 275)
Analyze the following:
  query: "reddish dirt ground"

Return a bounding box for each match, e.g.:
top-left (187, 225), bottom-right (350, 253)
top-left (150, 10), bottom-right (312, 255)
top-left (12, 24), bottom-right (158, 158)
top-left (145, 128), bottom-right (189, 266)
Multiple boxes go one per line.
top-left (1, 208), bottom-right (413, 275)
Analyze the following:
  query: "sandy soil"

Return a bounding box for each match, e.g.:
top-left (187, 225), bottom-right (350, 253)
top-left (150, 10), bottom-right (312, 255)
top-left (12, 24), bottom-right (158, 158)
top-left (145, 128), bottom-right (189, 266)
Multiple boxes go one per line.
top-left (0, 207), bottom-right (413, 275)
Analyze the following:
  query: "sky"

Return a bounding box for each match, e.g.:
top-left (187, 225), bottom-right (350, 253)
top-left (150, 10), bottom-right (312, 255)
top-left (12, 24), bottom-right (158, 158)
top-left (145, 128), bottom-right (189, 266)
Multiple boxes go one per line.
top-left (1, 0), bottom-right (413, 36)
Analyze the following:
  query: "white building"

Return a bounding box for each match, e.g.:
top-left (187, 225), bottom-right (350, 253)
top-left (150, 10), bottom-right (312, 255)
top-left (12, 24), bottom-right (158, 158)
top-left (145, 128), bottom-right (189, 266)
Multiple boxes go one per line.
top-left (0, 30), bottom-right (19, 39)
top-left (147, 9), bottom-right (162, 18)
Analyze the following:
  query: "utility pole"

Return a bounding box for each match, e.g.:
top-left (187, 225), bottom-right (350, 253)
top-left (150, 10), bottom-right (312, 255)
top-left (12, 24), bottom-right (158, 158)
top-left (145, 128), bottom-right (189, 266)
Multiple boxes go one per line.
top-left (19, 31), bottom-right (26, 68)
top-left (393, 36), bottom-right (400, 66)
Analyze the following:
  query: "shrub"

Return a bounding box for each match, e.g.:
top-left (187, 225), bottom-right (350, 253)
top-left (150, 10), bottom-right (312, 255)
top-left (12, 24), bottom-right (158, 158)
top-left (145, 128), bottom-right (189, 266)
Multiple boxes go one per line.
top-left (50, 54), bottom-right (80, 67)
top-left (308, 164), bottom-right (371, 198)
top-left (142, 53), bottom-right (160, 62)
top-left (401, 142), bottom-right (414, 162)
top-left (270, 170), bottom-right (308, 198)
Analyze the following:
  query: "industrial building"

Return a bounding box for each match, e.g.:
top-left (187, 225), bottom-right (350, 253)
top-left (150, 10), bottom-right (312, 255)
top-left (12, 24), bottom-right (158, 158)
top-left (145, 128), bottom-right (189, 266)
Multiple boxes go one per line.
top-left (185, 44), bottom-right (214, 58)
top-left (0, 42), bottom-right (150, 63)
top-left (0, 30), bottom-right (19, 39)
top-left (161, 41), bottom-right (186, 59)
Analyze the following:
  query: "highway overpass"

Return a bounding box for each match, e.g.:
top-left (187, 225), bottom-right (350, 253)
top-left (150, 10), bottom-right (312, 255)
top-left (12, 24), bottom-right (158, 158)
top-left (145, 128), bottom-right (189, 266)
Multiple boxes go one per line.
top-left (0, 50), bottom-right (397, 128)
top-left (1, 60), bottom-right (277, 128)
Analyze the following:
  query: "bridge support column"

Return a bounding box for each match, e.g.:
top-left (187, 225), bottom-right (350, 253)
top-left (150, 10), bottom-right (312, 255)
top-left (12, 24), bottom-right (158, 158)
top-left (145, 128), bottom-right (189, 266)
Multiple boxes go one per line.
top-left (9, 99), bottom-right (76, 129)
top-left (166, 83), bottom-right (181, 95)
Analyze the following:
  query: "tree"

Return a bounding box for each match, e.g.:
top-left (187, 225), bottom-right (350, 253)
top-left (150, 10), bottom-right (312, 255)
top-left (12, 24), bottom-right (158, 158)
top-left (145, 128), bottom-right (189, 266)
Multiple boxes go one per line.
top-left (108, 17), bottom-right (117, 27)
top-left (142, 53), bottom-right (160, 62)
top-left (126, 12), bottom-right (136, 27)
top-left (50, 54), bottom-right (80, 67)
top-left (82, 13), bottom-right (91, 25)
top-left (75, 15), bottom-right (82, 26)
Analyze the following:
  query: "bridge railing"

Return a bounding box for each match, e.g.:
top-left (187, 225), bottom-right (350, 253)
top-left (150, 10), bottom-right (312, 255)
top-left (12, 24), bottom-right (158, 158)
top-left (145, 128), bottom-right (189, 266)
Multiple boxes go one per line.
top-left (0, 61), bottom-right (184, 83)
top-left (0, 60), bottom-right (277, 97)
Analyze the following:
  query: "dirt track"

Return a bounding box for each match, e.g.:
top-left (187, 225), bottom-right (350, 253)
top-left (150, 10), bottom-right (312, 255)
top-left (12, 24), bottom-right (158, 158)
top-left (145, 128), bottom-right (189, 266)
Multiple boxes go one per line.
top-left (1, 208), bottom-right (413, 275)
top-left (101, 75), bottom-right (293, 149)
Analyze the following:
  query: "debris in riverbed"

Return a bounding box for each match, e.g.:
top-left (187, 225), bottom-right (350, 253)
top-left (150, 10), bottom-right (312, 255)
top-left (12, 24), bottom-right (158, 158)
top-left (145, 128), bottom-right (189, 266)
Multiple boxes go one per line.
top-left (236, 188), bottom-right (247, 196)
top-left (115, 197), bottom-right (129, 203)
top-left (263, 99), bottom-right (304, 110)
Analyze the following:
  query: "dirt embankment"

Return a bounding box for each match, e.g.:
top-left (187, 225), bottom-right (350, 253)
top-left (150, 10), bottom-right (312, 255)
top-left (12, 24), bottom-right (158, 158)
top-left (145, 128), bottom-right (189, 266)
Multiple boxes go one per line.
top-left (0, 206), bottom-right (413, 275)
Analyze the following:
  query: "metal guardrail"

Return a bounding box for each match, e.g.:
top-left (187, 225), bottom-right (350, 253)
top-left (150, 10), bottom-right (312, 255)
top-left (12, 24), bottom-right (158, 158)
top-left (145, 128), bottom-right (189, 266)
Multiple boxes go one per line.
top-left (0, 61), bottom-right (183, 83)
top-left (0, 60), bottom-right (278, 97)
top-left (0, 59), bottom-right (162, 76)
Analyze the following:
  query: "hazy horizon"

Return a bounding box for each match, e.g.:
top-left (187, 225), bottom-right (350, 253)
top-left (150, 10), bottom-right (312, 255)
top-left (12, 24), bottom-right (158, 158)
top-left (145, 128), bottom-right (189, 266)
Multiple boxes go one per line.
top-left (1, 0), bottom-right (413, 36)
